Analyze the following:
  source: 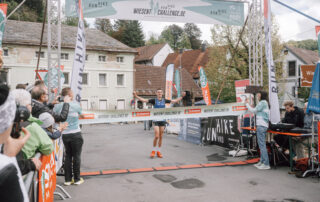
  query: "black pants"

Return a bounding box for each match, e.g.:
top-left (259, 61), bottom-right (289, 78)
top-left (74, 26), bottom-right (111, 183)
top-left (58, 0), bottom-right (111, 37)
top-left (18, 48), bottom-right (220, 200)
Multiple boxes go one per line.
top-left (62, 132), bottom-right (83, 182)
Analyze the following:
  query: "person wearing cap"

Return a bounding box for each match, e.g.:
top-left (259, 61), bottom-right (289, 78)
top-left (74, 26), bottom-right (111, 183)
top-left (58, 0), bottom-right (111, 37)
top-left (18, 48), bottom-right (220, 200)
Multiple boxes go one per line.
top-left (0, 84), bottom-right (30, 202)
top-left (12, 89), bottom-right (53, 159)
top-left (39, 112), bottom-right (68, 140)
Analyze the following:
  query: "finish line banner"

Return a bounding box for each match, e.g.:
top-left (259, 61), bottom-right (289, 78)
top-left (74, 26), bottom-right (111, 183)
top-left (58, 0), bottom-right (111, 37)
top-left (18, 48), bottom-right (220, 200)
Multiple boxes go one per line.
top-left (65, 0), bottom-right (244, 26)
top-left (79, 103), bottom-right (248, 124)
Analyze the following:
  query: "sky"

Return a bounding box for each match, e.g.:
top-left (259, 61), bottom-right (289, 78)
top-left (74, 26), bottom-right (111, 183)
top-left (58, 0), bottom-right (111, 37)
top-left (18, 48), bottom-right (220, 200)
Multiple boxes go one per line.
top-left (82, 0), bottom-right (320, 43)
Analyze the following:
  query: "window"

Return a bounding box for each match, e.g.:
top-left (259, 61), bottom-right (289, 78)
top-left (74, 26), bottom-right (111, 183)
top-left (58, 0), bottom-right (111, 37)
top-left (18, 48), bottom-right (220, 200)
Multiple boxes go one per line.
top-left (86, 54), bottom-right (88, 61)
top-left (81, 100), bottom-right (89, 110)
top-left (99, 55), bottom-right (106, 62)
top-left (117, 99), bottom-right (125, 110)
top-left (99, 100), bottom-right (108, 110)
top-left (63, 72), bottom-right (69, 85)
top-left (288, 61), bottom-right (296, 77)
top-left (61, 53), bottom-right (69, 60)
top-left (3, 49), bottom-right (8, 56)
top-left (35, 51), bottom-right (45, 58)
top-left (117, 56), bottom-right (124, 63)
top-left (117, 74), bottom-right (124, 86)
top-left (99, 73), bottom-right (107, 86)
top-left (82, 73), bottom-right (88, 85)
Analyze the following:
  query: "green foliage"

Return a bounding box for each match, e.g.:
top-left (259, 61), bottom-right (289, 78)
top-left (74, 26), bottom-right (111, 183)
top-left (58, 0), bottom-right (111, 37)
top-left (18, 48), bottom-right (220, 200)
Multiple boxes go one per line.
top-left (298, 87), bottom-right (311, 102)
top-left (62, 17), bottom-right (89, 28)
top-left (287, 39), bottom-right (318, 51)
top-left (146, 33), bottom-right (165, 45)
top-left (6, 0), bottom-right (44, 22)
top-left (184, 23), bottom-right (202, 49)
top-left (94, 18), bottom-right (113, 35)
top-left (160, 24), bottom-right (184, 50)
top-left (111, 20), bottom-right (145, 48)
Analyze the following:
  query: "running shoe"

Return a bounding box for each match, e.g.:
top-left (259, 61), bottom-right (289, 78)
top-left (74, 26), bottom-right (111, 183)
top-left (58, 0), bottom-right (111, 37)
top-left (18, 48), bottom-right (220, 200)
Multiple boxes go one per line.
top-left (150, 151), bottom-right (155, 158)
top-left (254, 162), bottom-right (262, 168)
top-left (64, 181), bottom-right (73, 186)
top-left (257, 164), bottom-right (271, 170)
top-left (74, 178), bottom-right (84, 185)
top-left (157, 151), bottom-right (163, 158)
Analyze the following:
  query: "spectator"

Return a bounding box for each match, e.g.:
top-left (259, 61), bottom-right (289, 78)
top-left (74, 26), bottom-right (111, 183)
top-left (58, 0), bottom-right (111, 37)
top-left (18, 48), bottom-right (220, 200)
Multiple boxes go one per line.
top-left (16, 83), bottom-right (28, 90)
top-left (282, 101), bottom-right (304, 128)
top-left (31, 85), bottom-right (70, 122)
top-left (0, 84), bottom-right (30, 202)
top-left (54, 87), bottom-right (84, 186)
top-left (182, 91), bottom-right (193, 106)
top-left (12, 89), bottom-right (54, 159)
top-left (39, 112), bottom-right (68, 140)
top-left (245, 91), bottom-right (270, 170)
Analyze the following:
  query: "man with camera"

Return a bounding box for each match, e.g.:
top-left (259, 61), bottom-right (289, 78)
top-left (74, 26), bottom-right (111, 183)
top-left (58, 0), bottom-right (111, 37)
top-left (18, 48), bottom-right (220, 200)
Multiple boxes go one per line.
top-left (31, 85), bottom-right (70, 122)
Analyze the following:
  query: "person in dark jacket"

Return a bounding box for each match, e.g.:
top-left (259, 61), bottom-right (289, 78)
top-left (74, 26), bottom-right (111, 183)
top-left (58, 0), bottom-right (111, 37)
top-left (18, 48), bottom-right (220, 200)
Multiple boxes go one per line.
top-left (282, 101), bottom-right (304, 128)
top-left (31, 85), bottom-right (70, 122)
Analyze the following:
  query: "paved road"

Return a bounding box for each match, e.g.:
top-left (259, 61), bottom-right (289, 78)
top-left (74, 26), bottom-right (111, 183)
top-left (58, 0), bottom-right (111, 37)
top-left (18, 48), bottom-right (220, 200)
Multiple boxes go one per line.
top-left (55, 124), bottom-right (319, 202)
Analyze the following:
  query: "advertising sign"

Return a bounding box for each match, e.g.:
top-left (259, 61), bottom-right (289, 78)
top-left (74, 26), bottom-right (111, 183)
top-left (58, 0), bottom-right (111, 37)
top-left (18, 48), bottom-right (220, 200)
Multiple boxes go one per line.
top-left (198, 66), bottom-right (211, 105)
top-left (38, 152), bottom-right (56, 202)
top-left (65, 0), bottom-right (244, 26)
top-left (202, 116), bottom-right (240, 149)
top-left (300, 65), bottom-right (316, 87)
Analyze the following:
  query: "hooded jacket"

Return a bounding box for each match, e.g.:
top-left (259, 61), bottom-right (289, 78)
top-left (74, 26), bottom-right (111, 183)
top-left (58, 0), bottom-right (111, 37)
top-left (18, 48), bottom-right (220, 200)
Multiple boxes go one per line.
top-left (31, 99), bottom-right (69, 122)
top-left (282, 106), bottom-right (305, 128)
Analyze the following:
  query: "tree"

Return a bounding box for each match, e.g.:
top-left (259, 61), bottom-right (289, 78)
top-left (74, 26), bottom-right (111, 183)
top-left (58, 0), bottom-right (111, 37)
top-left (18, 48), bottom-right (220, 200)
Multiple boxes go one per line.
top-left (160, 24), bottom-right (185, 50)
top-left (146, 33), bottom-right (165, 45)
top-left (206, 17), bottom-right (284, 103)
top-left (94, 18), bottom-right (113, 35)
top-left (111, 20), bottom-right (145, 48)
top-left (184, 23), bottom-right (202, 49)
top-left (7, 0), bottom-right (44, 22)
top-left (287, 39), bottom-right (318, 51)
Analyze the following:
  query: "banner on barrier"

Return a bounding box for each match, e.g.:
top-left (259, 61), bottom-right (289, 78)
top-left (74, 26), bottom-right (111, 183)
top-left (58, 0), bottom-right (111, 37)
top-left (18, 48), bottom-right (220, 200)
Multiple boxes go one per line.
top-left (38, 152), bottom-right (56, 202)
top-left (202, 116), bottom-right (240, 149)
top-left (179, 118), bottom-right (202, 145)
top-left (65, 0), bottom-right (244, 26)
top-left (79, 102), bottom-right (248, 124)
top-left (54, 137), bottom-right (64, 172)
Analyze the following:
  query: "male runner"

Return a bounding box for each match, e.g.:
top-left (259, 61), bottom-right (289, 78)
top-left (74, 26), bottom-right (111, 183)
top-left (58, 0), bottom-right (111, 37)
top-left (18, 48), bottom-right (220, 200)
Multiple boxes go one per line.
top-left (133, 89), bottom-right (182, 158)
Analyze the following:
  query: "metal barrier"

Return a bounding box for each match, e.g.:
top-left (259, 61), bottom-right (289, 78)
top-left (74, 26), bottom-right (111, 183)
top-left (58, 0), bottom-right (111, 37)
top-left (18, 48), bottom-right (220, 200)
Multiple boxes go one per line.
top-left (23, 153), bottom-right (40, 202)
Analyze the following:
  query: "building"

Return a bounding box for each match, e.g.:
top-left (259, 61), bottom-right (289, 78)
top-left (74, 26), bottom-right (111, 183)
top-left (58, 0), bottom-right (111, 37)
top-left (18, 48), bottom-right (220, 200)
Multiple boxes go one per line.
top-left (279, 45), bottom-right (319, 98)
top-left (134, 43), bottom-right (173, 66)
top-left (2, 20), bottom-right (137, 110)
top-left (162, 48), bottom-right (209, 84)
top-left (134, 64), bottom-right (202, 108)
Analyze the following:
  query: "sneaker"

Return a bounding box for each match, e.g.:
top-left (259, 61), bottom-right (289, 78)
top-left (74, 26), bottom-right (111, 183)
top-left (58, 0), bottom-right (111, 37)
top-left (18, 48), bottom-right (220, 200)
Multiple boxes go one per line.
top-left (64, 181), bottom-right (73, 186)
top-left (74, 178), bottom-right (84, 185)
top-left (254, 162), bottom-right (262, 168)
top-left (257, 164), bottom-right (271, 170)
top-left (157, 151), bottom-right (163, 158)
top-left (150, 151), bottom-right (155, 158)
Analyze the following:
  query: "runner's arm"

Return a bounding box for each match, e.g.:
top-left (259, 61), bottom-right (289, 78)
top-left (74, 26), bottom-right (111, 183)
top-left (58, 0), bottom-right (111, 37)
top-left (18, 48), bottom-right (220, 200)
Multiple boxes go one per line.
top-left (133, 91), bottom-right (148, 103)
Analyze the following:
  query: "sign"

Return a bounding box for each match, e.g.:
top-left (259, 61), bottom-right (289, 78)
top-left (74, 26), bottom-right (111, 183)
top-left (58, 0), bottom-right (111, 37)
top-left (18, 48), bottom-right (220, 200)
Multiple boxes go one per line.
top-left (306, 63), bottom-right (320, 113)
top-left (0, 3), bottom-right (7, 48)
top-left (316, 26), bottom-right (320, 57)
top-left (179, 118), bottom-right (202, 144)
top-left (235, 79), bottom-right (252, 103)
top-left (264, 0), bottom-right (280, 123)
top-left (65, 0), bottom-right (244, 26)
top-left (165, 64), bottom-right (174, 107)
top-left (198, 66), bottom-right (211, 105)
top-left (54, 137), bottom-right (64, 172)
top-left (202, 116), bottom-right (240, 149)
top-left (71, 0), bottom-right (86, 103)
top-left (175, 69), bottom-right (181, 98)
top-left (38, 152), bottom-right (56, 202)
top-left (79, 102), bottom-right (248, 124)
top-left (301, 65), bottom-right (316, 87)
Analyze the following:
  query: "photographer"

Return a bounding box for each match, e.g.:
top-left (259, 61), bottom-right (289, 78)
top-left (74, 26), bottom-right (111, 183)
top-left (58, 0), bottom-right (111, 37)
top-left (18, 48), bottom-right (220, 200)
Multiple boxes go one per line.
top-left (12, 89), bottom-right (53, 159)
top-left (31, 85), bottom-right (70, 122)
top-left (54, 87), bottom-right (84, 186)
top-left (0, 84), bottom-right (29, 201)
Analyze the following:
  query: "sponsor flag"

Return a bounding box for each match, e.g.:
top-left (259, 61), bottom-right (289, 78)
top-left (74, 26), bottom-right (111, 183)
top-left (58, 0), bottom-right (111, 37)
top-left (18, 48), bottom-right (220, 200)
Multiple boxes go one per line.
top-left (71, 0), bottom-right (86, 103)
top-left (316, 26), bottom-right (320, 57)
top-left (175, 69), bottom-right (181, 98)
top-left (165, 64), bottom-right (174, 107)
top-left (0, 3), bottom-right (7, 48)
top-left (264, 0), bottom-right (280, 123)
top-left (306, 62), bottom-right (320, 114)
top-left (198, 66), bottom-right (211, 105)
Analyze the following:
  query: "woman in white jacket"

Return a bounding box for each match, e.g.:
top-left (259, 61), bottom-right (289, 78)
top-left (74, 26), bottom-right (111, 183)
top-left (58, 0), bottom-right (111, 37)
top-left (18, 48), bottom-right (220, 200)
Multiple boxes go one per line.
top-left (245, 91), bottom-right (270, 170)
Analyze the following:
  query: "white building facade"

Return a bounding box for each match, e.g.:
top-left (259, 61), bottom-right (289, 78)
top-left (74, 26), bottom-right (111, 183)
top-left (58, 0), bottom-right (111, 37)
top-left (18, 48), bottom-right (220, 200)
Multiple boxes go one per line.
top-left (2, 20), bottom-right (137, 110)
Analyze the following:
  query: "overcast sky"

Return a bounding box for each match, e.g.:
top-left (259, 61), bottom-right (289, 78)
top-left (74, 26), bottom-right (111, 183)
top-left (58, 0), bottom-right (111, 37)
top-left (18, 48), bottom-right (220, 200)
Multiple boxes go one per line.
top-left (84, 0), bottom-right (320, 43)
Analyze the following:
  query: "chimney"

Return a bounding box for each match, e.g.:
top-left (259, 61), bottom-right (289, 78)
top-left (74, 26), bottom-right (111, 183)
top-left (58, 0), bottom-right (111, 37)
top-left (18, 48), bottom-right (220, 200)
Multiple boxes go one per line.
top-left (201, 43), bottom-right (206, 52)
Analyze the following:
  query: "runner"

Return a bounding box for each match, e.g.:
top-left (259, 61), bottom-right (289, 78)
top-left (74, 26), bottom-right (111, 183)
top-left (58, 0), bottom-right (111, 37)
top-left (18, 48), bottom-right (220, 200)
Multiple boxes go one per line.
top-left (133, 89), bottom-right (182, 158)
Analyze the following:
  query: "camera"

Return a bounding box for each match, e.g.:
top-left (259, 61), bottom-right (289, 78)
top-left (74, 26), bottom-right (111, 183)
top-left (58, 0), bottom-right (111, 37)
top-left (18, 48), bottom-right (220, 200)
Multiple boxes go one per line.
top-left (10, 105), bottom-right (30, 138)
top-left (58, 96), bottom-right (64, 102)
